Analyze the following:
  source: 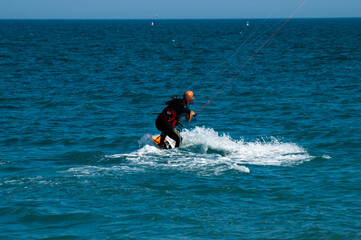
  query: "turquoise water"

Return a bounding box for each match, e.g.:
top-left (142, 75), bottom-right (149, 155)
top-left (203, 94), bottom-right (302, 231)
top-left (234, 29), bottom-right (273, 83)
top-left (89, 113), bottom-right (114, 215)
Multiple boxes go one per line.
top-left (1, 19), bottom-right (361, 239)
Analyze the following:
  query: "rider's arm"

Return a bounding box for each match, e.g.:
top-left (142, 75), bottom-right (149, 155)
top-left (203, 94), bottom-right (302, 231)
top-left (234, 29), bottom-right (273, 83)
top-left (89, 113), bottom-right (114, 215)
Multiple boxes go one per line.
top-left (186, 111), bottom-right (195, 122)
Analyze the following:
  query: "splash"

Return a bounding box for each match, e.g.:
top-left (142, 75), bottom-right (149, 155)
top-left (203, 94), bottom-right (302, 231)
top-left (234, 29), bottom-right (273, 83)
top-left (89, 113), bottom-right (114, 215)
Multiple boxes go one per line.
top-left (181, 126), bottom-right (311, 166)
top-left (104, 126), bottom-right (312, 175)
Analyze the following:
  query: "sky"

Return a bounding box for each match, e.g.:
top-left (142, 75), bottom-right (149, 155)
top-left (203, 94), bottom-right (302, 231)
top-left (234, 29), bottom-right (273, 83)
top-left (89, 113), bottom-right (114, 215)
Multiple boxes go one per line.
top-left (0, 0), bottom-right (360, 19)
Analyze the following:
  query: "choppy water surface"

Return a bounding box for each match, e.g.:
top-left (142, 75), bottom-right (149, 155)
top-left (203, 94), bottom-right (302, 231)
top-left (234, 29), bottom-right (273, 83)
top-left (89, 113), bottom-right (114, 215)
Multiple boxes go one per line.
top-left (1, 18), bottom-right (361, 239)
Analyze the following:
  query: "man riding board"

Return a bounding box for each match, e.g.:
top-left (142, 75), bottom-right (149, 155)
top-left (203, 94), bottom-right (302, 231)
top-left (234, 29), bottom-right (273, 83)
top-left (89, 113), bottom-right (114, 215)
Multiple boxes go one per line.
top-left (155, 91), bottom-right (195, 149)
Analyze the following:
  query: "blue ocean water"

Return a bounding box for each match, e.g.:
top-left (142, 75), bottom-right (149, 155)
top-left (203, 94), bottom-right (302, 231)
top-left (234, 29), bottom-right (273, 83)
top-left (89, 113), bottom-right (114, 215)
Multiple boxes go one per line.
top-left (0, 18), bottom-right (361, 239)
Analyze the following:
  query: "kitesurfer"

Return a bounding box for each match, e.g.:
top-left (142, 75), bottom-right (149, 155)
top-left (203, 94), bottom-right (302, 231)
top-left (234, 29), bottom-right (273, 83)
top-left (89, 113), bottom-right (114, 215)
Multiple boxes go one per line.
top-left (155, 91), bottom-right (195, 149)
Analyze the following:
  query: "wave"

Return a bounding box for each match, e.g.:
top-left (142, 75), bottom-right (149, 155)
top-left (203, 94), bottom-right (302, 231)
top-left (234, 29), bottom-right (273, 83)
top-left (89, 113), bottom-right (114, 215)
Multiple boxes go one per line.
top-left (103, 126), bottom-right (313, 175)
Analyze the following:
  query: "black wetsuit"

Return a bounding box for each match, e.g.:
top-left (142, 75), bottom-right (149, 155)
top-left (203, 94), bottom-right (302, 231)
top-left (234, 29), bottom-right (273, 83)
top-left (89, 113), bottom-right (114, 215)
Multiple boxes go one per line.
top-left (155, 98), bottom-right (191, 148)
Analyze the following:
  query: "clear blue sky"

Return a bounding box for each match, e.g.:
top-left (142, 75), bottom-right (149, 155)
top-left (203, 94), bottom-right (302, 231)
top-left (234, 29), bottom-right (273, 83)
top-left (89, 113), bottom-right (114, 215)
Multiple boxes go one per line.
top-left (0, 0), bottom-right (360, 19)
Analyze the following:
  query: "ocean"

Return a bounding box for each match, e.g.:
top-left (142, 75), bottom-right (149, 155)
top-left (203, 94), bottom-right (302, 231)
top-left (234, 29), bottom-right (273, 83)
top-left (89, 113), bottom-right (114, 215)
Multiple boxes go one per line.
top-left (1, 18), bottom-right (361, 239)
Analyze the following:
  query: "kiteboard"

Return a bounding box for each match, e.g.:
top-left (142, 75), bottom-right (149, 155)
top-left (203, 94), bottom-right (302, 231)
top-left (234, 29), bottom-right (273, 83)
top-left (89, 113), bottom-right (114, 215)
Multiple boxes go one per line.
top-left (152, 135), bottom-right (175, 149)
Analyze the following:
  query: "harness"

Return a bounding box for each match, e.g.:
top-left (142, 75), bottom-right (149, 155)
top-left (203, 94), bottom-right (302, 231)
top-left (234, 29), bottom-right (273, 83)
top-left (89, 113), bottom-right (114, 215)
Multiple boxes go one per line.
top-left (161, 107), bottom-right (179, 128)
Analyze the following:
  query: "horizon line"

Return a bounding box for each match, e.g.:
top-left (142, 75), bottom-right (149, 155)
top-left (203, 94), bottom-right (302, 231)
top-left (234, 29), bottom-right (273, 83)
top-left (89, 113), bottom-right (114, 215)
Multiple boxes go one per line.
top-left (1, 17), bottom-right (360, 21)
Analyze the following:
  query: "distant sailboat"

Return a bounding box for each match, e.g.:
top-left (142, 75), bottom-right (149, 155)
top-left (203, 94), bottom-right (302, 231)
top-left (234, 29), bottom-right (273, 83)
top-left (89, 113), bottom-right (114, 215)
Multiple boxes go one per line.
top-left (152, 13), bottom-right (159, 27)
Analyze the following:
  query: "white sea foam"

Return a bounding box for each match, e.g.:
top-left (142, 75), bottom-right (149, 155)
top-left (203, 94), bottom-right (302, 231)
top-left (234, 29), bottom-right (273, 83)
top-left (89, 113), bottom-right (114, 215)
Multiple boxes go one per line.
top-left (64, 165), bottom-right (145, 177)
top-left (182, 126), bottom-right (311, 166)
top-left (104, 126), bottom-right (312, 175)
